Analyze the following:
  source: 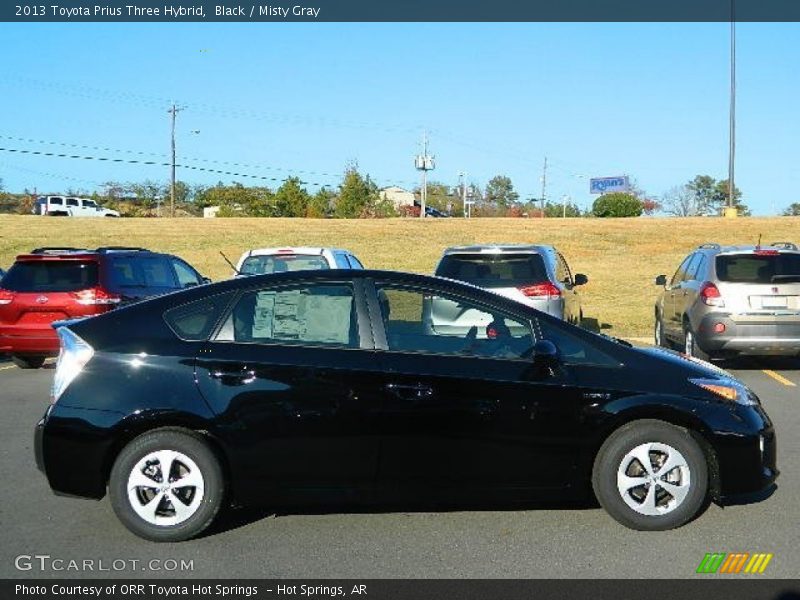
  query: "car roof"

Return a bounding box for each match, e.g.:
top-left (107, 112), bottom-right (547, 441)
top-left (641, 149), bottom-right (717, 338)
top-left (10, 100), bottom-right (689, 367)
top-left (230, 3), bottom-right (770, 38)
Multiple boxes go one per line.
top-left (239, 247), bottom-right (351, 257)
top-left (442, 244), bottom-right (553, 255)
top-left (697, 242), bottom-right (799, 255)
top-left (14, 247), bottom-right (164, 261)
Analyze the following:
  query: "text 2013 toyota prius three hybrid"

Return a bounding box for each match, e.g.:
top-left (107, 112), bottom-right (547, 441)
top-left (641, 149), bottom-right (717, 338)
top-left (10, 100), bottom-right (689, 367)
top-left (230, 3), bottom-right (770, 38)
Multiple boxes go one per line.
top-left (35, 270), bottom-right (777, 542)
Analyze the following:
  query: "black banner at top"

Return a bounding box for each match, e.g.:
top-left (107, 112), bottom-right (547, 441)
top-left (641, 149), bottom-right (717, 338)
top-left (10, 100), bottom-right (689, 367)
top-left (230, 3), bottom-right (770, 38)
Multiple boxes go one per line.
top-left (4, 0), bottom-right (800, 22)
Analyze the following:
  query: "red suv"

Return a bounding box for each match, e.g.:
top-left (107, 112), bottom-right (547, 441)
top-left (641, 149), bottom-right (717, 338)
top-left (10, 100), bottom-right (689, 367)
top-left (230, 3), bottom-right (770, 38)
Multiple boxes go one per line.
top-left (0, 247), bottom-right (209, 368)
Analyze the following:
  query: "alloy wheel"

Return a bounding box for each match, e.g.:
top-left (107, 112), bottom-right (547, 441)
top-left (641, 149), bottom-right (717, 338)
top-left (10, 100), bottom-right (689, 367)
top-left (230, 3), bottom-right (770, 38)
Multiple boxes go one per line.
top-left (126, 449), bottom-right (205, 526)
top-left (616, 442), bottom-right (691, 516)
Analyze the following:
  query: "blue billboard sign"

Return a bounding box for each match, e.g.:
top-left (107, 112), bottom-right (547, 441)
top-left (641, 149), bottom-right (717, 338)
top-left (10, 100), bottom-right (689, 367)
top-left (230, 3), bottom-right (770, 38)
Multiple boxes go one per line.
top-left (590, 176), bottom-right (630, 195)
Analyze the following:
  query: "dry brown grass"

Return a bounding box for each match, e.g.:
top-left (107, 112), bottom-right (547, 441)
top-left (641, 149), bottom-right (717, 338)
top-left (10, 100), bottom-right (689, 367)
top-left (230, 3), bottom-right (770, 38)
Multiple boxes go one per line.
top-left (2, 214), bottom-right (798, 336)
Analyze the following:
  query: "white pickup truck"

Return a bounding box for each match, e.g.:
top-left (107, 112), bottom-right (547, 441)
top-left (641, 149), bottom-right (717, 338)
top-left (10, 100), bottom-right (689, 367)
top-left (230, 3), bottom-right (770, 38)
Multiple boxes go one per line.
top-left (32, 195), bottom-right (120, 217)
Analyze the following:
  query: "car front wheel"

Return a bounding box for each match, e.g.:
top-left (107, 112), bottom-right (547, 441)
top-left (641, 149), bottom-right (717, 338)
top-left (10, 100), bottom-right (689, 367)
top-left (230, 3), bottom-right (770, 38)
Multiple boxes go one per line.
top-left (592, 420), bottom-right (709, 531)
top-left (654, 314), bottom-right (668, 348)
top-left (109, 429), bottom-right (224, 542)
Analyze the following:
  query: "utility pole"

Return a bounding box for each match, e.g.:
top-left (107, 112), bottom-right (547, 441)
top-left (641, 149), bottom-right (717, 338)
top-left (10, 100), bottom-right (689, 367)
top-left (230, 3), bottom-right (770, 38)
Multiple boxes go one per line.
top-left (540, 156), bottom-right (548, 218)
top-left (562, 194), bottom-right (570, 218)
top-left (168, 102), bottom-right (184, 218)
top-left (414, 132), bottom-right (435, 218)
top-left (728, 2), bottom-right (736, 211)
top-left (458, 171), bottom-right (467, 218)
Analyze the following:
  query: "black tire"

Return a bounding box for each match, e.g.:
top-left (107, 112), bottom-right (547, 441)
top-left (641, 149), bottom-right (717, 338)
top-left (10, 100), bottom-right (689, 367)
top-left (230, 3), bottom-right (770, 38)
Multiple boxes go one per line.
top-left (109, 428), bottom-right (224, 542)
top-left (592, 420), bottom-right (709, 531)
top-left (11, 355), bottom-right (46, 369)
top-left (683, 323), bottom-right (711, 361)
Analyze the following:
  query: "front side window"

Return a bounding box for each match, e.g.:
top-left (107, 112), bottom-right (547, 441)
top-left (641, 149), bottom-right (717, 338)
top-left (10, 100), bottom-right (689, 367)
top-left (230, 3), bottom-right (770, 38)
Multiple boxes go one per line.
top-left (219, 283), bottom-right (358, 348)
top-left (536, 318), bottom-right (619, 367)
top-left (49, 197), bottom-right (63, 206)
top-left (669, 255), bottom-right (692, 287)
top-left (376, 285), bottom-right (534, 360)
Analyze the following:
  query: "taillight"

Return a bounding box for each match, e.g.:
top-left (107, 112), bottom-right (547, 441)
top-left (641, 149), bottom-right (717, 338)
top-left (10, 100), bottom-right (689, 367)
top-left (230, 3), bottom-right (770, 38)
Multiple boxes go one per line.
top-left (0, 289), bottom-right (13, 305)
top-left (754, 249), bottom-right (779, 256)
top-left (51, 327), bottom-right (94, 404)
top-left (518, 282), bottom-right (561, 299)
top-left (699, 282), bottom-right (725, 307)
top-left (72, 287), bottom-right (121, 305)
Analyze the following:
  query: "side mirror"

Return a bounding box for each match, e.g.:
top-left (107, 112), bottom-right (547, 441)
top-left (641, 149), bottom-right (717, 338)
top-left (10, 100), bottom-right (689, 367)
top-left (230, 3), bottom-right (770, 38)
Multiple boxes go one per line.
top-left (574, 273), bottom-right (588, 286)
top-left (655, 274), bottom-right (667, 286)
top-left (532, 339), bottom-right (560, 368)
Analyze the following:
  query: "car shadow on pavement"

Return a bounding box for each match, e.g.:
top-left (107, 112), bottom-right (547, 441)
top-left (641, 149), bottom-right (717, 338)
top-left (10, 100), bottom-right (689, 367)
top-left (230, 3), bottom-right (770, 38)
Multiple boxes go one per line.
top-left (716, 356), bottom-right (800, 372)
top-left (203, 497), bottom-right (601, 538)
top-left (718, 483), bottom-right (778, 508)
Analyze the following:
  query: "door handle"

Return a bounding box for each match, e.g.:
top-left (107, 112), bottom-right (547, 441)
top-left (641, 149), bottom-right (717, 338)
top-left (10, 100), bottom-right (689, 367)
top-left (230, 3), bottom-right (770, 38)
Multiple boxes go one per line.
top-left (385, 383), bottom-right (433, 400)
top-left (210, 367), bottom-right (256, 384)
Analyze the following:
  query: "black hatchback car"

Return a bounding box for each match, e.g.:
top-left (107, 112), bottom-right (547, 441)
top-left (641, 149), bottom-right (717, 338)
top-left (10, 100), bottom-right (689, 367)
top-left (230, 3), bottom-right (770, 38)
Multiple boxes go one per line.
top-left (35, 270), bottom-right (777, 541)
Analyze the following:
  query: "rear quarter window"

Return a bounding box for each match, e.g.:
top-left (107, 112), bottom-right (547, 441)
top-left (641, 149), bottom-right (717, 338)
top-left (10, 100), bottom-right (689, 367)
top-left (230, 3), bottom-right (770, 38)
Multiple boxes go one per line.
top-left (164, 292), bottom-right (235, 341)
top-left (2, 260), bottom-right (99, 292)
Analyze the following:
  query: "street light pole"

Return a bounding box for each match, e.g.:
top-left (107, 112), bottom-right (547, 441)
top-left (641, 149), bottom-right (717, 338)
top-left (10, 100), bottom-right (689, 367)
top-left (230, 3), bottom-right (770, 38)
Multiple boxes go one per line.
top-left (728, 1), bottom-right (736, 210)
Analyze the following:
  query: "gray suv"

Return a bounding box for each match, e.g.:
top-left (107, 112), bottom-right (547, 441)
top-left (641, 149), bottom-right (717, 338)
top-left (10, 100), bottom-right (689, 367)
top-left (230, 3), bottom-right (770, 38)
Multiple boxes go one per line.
top-left (654, 242), bottom-right (800, 360)
top-left (432, 245), bottom-right (587, 326)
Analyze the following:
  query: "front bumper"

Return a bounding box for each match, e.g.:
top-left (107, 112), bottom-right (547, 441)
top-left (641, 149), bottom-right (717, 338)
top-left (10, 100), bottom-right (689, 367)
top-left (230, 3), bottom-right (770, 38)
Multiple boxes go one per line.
top-left (696, 313), bottom-right (800, 356)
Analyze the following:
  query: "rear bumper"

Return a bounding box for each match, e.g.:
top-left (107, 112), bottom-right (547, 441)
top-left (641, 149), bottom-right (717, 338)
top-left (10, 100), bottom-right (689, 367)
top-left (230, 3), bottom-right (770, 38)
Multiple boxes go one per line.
top-left (696, 314), bottom-right (800, 355)
top-left (0, 326), bottom-right (59, 355)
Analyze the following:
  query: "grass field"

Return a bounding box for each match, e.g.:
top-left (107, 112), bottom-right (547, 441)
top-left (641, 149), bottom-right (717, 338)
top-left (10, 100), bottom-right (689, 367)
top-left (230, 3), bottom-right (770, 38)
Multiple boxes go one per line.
top-left (1, 214), bottom-right (798, 337)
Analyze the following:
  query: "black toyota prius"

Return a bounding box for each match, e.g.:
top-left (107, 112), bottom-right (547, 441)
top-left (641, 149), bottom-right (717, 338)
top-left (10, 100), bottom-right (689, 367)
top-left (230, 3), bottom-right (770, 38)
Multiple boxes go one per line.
top-left (35, 270), bottom-right (777, 541)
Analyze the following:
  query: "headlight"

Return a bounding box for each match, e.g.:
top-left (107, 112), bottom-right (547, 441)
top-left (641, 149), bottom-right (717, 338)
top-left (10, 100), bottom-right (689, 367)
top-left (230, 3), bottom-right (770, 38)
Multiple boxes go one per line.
top-left (51, 327), bottom-right (94, 404)
top-left (689, 378), bottom-right (756, 406)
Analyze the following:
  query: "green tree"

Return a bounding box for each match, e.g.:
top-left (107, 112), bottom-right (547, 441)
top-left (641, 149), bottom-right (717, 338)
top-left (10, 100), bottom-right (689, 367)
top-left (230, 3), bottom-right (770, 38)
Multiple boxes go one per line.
top-left (687, 175), bottom-right (748, 215)
top-left (308, 187), bottom-right (335, 218)
top-left (418, 182), bottom-right (456, 213)
top-left (334, 167), bottom-right (374, 218)
top-left (484, 175), bottom-right (519, 209)
top-left (274, 177), bottom-right (310, 217)
top-left (782, 203), bottom-right (800, 216)
top-left (592, 193), bottom-right (643, 218)
top-left (541, 200), bottom-right (581, 218)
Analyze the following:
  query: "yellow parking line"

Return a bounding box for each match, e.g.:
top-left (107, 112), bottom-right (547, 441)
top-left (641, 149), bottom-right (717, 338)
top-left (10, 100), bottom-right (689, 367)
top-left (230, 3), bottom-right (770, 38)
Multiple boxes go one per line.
top-left (0, 365), bottom-right (15, 371)
top-left (763, 369), bottom-right (796, 387)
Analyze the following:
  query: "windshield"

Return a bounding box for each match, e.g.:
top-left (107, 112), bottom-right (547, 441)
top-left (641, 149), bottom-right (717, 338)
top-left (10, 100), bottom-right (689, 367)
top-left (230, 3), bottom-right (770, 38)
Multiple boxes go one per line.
top-left (435, 253), bottom-right (548, 288)
top-left (2, 261), bottom-right (99, 292)
top-left (240, 254), bottom-right (330, 275)
top-left (716, 253), bottom-right (800, 284)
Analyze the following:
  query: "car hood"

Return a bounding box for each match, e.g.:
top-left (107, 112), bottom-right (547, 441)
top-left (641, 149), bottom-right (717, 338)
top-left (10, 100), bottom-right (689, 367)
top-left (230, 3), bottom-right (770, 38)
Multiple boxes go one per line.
top-left (629, 346), bottom-right (736, 381)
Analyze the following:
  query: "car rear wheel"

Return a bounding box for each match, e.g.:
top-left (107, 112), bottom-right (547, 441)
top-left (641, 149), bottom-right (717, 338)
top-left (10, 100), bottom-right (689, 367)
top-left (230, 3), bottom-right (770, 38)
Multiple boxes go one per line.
top-left (109, 429), bottom-right (224, 542)
top-left (11, 355), bottom-right (46, 369)
top-left (683, 326), bottom-right (710, 361)
top-left (654, 314), bottom-right (668, 348)
top-left (592, 420), bottom-right (708, 531)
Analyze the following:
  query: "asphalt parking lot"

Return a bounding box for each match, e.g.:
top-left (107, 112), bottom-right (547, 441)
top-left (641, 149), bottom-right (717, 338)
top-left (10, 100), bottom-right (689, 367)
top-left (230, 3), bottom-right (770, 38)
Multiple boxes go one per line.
top-left (1, 357), bottom-right (798, 579)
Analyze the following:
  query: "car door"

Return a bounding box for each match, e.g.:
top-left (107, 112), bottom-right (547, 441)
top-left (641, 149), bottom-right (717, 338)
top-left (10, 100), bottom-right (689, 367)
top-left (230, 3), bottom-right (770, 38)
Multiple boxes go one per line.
top-left (556, 252), bottom-right (580, 323)
top-left (663, 255), bottom-right (692, 339)
top-left (672, 253), bottom-right (700, 332)
top-left (367, 280), bottom-right (588, 491)
top-left (193, 278), bottom-right (384, 503)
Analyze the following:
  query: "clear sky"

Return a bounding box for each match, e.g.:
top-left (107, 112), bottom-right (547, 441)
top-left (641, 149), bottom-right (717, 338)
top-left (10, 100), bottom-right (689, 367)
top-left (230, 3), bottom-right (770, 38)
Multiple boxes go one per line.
top-left (1, 22), bottom-right (799, 215)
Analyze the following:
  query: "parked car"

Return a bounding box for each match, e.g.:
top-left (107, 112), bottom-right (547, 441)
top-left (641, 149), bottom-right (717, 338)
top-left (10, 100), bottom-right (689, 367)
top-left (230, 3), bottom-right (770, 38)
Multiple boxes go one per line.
top-left (234, 247), bottom-right (364, 277)
top-left (654, 242), bottom-right (800, 360)
top-left (36, 269), bottom-right (776, 541)
top-left (0, 247), bottom-right (208, 368)
top-left (433, 245), bottom-right (587, 325)
top-left (33, 195), bottom-right (120, 217)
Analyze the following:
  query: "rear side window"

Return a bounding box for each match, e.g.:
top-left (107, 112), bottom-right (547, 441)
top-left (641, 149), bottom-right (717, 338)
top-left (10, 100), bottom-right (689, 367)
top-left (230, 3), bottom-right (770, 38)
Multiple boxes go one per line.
top-left (164, 292), bottom-right (234, 341)
top-left (240, 254), bottom-right (330, 275)
top-left (107, 256), bottom-right (176, 290)
top-left (49, 197), bottom-right (63, 206)
top-left (436, 254), bottom-right (548, 288)
top-left (2, 261), bottom-right (98, 292)
top-left (716, 253), bottom-right (800, 284)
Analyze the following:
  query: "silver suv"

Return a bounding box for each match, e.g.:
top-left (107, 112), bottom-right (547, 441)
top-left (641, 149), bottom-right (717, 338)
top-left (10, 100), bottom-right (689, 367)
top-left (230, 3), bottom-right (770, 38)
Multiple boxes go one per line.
top-left (432, 245), bottom-right (587, 326)
top-left (654, 242), bottom-right (800, 359)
